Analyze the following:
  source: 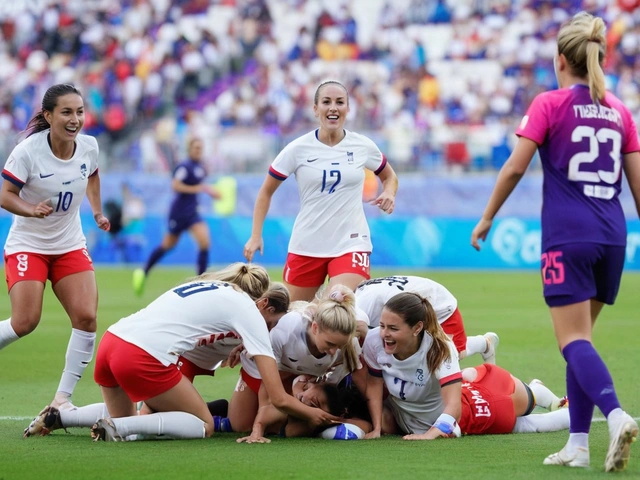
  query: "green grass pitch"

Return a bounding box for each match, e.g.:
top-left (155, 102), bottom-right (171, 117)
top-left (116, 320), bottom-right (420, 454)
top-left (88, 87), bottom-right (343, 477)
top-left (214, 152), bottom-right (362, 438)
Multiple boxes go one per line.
top-left (0, 267), bottom-right (638, 479)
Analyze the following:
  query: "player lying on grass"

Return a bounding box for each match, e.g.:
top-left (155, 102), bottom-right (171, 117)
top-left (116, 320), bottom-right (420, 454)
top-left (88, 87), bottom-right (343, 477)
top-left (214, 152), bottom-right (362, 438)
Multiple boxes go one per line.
top-left (236, 374), bottom-right (372, 443)
top-left (236, 362), bottom-right (571, 444)
top-left (362, 292), bottom-right (570, 440)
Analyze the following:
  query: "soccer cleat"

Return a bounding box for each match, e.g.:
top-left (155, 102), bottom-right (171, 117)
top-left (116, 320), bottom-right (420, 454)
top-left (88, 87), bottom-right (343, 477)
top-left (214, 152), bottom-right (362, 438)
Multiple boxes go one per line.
top-left (24, 406), bottom-right (66, 438)
top-left (605, 412), bottom-right (638, 472)
top-left (91, 418), bottom-right (124, 442)
top-left (543, 446), bottom-right (590, 468)
top-left (481, 332), bottom-right (499, 364)
top-left (132, 268), bottom-right (146, 297)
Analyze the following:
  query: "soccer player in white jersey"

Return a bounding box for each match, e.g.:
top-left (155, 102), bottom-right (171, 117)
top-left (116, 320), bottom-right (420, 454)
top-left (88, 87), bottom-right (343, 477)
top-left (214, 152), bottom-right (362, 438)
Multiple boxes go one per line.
top-left (218, 285), bottom-right (362, 434)
top-left (0, 84), bottom-right (110, 414)
top-left (243, 80), bottom-right (399, 302)
top-left (86, 263), bottom-right (338, 441)
top-left (356, 275), bottom-right (499, 363)
top-left (24, 278), bottom-right (291, 438)
top-left (363, 292), bottom-right (463, 440)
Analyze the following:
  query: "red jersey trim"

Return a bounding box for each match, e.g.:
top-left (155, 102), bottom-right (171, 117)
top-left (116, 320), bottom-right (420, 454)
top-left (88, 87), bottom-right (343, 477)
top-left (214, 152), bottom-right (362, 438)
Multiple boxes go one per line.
top-left (440, 372), bottom-right (463, 386)
top-left (268, 166), bottom-right (287, 181)
top-left (374, 154), bottom-right (387, 175)
top-left (1, 170), bottom-right (24, 188)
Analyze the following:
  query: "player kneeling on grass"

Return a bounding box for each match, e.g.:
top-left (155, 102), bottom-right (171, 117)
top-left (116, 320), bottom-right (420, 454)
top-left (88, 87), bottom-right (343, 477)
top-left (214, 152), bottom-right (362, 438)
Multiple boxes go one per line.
top-left (24, 283), bottom-right (290, 439)
top-left (25, 263), bottom-right (338, 441)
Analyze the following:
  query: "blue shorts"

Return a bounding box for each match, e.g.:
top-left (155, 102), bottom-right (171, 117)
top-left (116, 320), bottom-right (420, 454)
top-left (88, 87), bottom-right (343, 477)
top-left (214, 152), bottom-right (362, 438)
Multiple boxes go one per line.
top-left (541, 243), bottom-right (625, 307)
top-left (168, 212), bottom-right (202, 235)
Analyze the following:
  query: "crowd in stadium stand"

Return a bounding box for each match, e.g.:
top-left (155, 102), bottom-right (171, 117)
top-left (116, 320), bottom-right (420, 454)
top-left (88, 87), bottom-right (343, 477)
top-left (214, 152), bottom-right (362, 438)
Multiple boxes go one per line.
top-left (0, 0), bottom-right (639, 172)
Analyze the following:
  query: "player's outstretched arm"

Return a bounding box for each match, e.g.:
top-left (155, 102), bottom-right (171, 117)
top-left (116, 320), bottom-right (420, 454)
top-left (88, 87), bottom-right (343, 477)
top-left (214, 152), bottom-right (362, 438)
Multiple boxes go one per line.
top-left (471, 137), bottom-right (537, 251)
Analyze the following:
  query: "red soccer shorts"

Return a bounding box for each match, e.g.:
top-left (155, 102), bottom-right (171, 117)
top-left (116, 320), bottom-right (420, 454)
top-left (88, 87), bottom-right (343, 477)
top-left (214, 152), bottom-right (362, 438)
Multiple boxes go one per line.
top-left (459, 364), bottom-right (517, 435)
top-left (176, 356), bottom-right (216, 383)
top-left (4, 248), bottom-right (94, 291)
top-left (283, 251), bottom-right (371, 287)
top-left (238, 368), bottom-right (262, 395)
top-left (94, 331), bottom-right (183, 402)
top-left (440, 307), bottom-right (467, 353)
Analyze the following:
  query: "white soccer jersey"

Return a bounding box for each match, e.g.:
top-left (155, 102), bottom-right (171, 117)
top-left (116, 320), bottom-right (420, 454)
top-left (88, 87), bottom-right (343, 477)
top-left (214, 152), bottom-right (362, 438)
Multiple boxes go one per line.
top-left (107, 281), bottom-right (275, 367)
top-left (2, 130), bottom-right (99, 255)
top-left (363, 328), bottom-right (461, 434)
top-left (269, 129), bottom-right (387, 257)
top-left (180, 337), bottom-right (242, 371)
top-left (241, 310), bottom-right (360, 383)
top-left (355, 276), bottom-right (457, 328)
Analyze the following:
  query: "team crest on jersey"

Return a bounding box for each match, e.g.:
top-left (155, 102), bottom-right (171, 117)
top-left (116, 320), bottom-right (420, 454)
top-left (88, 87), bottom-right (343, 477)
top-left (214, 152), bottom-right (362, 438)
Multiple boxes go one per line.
top-left (347, 151), bottom-right (354, 164)
top-left (63, 163), bottom-right (89, 185)
top-left (416, 368), bottom-right (424, 382)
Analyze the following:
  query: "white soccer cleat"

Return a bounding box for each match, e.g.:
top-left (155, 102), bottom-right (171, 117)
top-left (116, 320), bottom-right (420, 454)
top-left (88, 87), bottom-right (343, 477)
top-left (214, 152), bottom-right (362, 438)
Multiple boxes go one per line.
top-left (481, 332), bottom-right (499, 364)
top-left (543, 446), bottom-right (590, 468)
top-left (91, 418), bottom-right (124, 442)
top-left (24, 406), bottom-right (65, 438)
top-left (605, 412), bottom-right (638, 472)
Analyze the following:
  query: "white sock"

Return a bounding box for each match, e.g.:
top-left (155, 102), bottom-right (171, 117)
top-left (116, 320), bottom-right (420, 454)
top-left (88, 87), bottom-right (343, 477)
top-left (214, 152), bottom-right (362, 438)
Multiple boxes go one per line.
top-left (529, 381), bottom-right (560, 410)
top-left (57, 329), bottom-right (96, 396)
top-left (60, 403), bottom-right (109, 428)
top-left (512, 409), bottom-right (570, 433)
top-left (465, 335), bottom-right (487, 357)
top-left (566, 432), bottom-right (589, 453)
top-left (111, 412), bottom-right (206, 440)
top-left (607, 408), bottom-right (624, 424)
top-left (0, 319), bottom-right (19, 350)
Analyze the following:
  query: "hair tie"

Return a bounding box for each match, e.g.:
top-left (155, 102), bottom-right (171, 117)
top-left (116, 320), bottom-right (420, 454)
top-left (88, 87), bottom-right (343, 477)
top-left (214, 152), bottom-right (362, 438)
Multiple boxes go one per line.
top-left (329, 290), bottom-right (344, 302)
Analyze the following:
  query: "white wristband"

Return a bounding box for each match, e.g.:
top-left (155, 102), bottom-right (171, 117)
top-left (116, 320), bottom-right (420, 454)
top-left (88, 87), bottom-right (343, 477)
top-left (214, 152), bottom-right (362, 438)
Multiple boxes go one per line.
top-left (433, 413), bottom-right (457, 434)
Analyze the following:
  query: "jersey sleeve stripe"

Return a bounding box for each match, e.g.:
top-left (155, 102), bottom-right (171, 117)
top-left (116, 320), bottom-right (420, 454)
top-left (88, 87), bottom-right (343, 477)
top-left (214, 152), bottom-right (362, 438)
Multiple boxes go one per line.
top-left (440, 372), bottom-right (463, 386)
top-left (89, 167), bottom-right (99, 177)
top-left (374, 154), bottom-right (387, 175)
top-left (268, 166), bottom-right (287, 181)
top-left (363, 359), bottom-right (382, 377)
top-left (1, 170), bottom-right (24, 187)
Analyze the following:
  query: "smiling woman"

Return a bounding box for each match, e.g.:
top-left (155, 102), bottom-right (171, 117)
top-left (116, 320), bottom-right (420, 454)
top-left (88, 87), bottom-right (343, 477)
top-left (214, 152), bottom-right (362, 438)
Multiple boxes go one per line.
top-left (0, 83), bottom-right (111, 418)
top-left (243, 80), bottom-right (399, 303)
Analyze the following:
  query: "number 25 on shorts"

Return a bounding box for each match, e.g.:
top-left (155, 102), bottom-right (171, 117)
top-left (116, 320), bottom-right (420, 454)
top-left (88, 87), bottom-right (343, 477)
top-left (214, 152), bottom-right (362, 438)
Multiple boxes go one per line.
top-left (541, 251), bottom-right (565, 285)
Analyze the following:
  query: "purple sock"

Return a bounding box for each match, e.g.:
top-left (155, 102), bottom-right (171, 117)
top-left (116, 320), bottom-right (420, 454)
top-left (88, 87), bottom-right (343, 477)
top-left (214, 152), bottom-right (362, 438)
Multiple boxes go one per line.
top-left (144, 246), bottom-right (167, 274)
top-left (197, 249), bottom-right (209, 275)
top-left (566, 364), bottom-right (595, 433)
top-left (563, 339), bottom-right (621, 421)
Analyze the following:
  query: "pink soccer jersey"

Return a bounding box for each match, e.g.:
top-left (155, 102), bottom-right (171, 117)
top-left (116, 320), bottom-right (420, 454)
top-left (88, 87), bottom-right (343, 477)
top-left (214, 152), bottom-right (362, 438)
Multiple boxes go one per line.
top-left (516, 85), bottom-right (640, 250)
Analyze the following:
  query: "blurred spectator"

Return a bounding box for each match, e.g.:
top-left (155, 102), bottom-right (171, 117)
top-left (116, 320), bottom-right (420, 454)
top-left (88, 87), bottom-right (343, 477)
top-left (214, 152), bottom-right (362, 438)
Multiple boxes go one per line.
top-left (0, 0), bottom-right (639, 174)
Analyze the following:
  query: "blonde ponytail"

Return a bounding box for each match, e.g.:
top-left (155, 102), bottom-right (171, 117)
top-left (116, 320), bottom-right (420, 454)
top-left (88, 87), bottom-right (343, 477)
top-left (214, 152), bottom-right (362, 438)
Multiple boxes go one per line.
top-left (195, 262), bottom-right (270, 300)
top-left (557, 11), bottom-right (606, 103)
